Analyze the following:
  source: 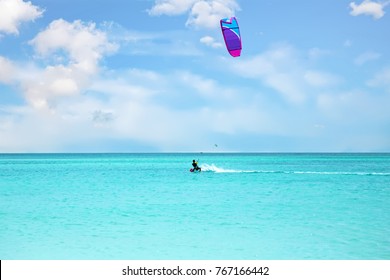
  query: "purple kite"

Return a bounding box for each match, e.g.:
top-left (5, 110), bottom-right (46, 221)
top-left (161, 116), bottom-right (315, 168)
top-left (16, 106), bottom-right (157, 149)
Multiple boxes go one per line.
top-left (220, 17), bottom-right (242, 57)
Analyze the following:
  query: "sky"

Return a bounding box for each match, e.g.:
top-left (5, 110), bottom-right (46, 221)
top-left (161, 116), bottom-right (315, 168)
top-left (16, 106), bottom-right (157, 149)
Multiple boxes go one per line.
top-left (0, 0), bottom-right (389, 152)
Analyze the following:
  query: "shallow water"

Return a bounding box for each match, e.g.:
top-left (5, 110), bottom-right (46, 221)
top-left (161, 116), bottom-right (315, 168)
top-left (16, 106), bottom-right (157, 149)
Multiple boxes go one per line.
top-left (0, 153), bottom-right (389, 259)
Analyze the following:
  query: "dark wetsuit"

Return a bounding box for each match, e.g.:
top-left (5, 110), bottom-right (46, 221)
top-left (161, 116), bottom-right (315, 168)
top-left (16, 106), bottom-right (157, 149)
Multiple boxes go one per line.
top-left (192, 161), bottom-right (201, 171)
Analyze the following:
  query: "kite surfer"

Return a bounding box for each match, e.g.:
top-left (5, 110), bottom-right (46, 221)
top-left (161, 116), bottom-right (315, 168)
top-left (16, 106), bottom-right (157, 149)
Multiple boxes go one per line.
top-left (191, 160), bottom-right (201, 172)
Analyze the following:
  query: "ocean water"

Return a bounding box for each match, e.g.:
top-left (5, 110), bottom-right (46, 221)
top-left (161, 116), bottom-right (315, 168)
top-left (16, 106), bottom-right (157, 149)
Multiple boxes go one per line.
top-left (0, 153), bottom-right (389, 260)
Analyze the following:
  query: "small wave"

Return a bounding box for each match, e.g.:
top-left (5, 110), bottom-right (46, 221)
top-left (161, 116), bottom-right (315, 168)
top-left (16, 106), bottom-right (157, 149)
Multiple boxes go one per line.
top-left (200, 164), bottom-right (278, 173)
top-left (290, 171), bottom-right (390, 176)
top-left (199, 164), bottom-right (390, 176)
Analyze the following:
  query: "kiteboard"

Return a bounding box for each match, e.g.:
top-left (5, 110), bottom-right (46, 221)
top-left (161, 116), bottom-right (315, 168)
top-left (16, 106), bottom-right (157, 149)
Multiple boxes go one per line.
top-left (190, 168), bottom-right (201, 173)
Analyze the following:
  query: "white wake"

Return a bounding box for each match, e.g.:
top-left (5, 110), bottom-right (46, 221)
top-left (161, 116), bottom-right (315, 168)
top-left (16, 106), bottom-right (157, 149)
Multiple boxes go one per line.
top-left (200, 164), bottom-right (255, 173)
top-left (198, 164), bottom-right (390, 176)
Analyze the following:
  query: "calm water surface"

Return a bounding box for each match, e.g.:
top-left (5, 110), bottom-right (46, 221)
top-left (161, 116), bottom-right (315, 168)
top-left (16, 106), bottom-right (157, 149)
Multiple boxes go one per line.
top-left (0, 153), bottom-right (389, 259)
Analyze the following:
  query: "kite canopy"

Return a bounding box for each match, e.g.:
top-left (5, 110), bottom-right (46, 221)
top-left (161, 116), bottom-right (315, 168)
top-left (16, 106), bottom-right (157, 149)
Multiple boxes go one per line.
top-left (220, 17), bottom-right (242, 57)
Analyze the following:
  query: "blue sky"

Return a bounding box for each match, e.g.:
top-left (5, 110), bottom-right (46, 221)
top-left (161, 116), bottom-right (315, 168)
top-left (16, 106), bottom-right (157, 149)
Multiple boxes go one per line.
top-left (0, 0), bottom-right (389, 152)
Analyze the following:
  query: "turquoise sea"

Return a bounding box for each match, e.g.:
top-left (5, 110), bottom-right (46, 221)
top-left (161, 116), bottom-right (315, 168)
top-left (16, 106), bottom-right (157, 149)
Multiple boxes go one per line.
top-left (0, 153), bottom-right (389, 260)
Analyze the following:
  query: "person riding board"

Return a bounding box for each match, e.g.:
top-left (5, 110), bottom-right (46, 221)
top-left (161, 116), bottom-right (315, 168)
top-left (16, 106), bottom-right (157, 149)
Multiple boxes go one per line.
top-left (192, 160), bottom-right (201, 172)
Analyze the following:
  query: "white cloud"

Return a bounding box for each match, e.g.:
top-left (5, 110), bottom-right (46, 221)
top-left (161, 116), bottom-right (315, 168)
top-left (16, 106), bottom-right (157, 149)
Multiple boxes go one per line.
top-left (229, 44), bottom-right (344, 105)
top-left (317, 89), bottom-right (390, 124)
top-left (0, 0), bottom-right (43, 35)
top-left (367, 67), bottom-right (390, 91)
top-left (186, 0), bottom-right (239, 29)
top-left (200, 35), bottom-right (223, 48)
top-left (315, 87), bottom-right (390, 151)
top-left (148, 0), bottom-right (198, 15)
top-left (21, 65), bottom-right (83, 109)
top-left (1, 12), bottom-right (389, 153)
top-left (30, 19), bottom-right (118, 74)
top-left (232, 45), bottom-right (310, 104)
top-left (149, 0), bottom-right (239, 29)
top-left (0, 67), bottom-right (273, 152)
top-left (304, 71), bottom-right (340, 87)
top-left (0, 56), bottom-right (16, 83)
top-left (2, 63), bottom-right (390, 152)
top-left (308, 48), bottom-right (331, 60)
top-left (354, 51), bottom-right (381, 65)
top-left (349, 0), bottom-right (390, 19)
top-left (22, 19), bottom-right (118, 109)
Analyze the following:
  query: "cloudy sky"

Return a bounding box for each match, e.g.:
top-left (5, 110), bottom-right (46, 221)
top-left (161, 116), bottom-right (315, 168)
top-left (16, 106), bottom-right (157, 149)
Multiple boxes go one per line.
top-left (0, 0), bottom-right (389, 152)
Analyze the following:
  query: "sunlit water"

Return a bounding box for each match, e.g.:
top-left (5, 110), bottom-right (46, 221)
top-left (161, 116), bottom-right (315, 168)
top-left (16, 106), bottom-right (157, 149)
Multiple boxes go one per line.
top-left (1, 153), bottom-right (389, 259)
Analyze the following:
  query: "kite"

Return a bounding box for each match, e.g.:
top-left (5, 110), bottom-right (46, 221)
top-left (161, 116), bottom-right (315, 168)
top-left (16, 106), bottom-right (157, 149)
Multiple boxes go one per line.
top-left (220, 17), bottom-right (242, 57)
